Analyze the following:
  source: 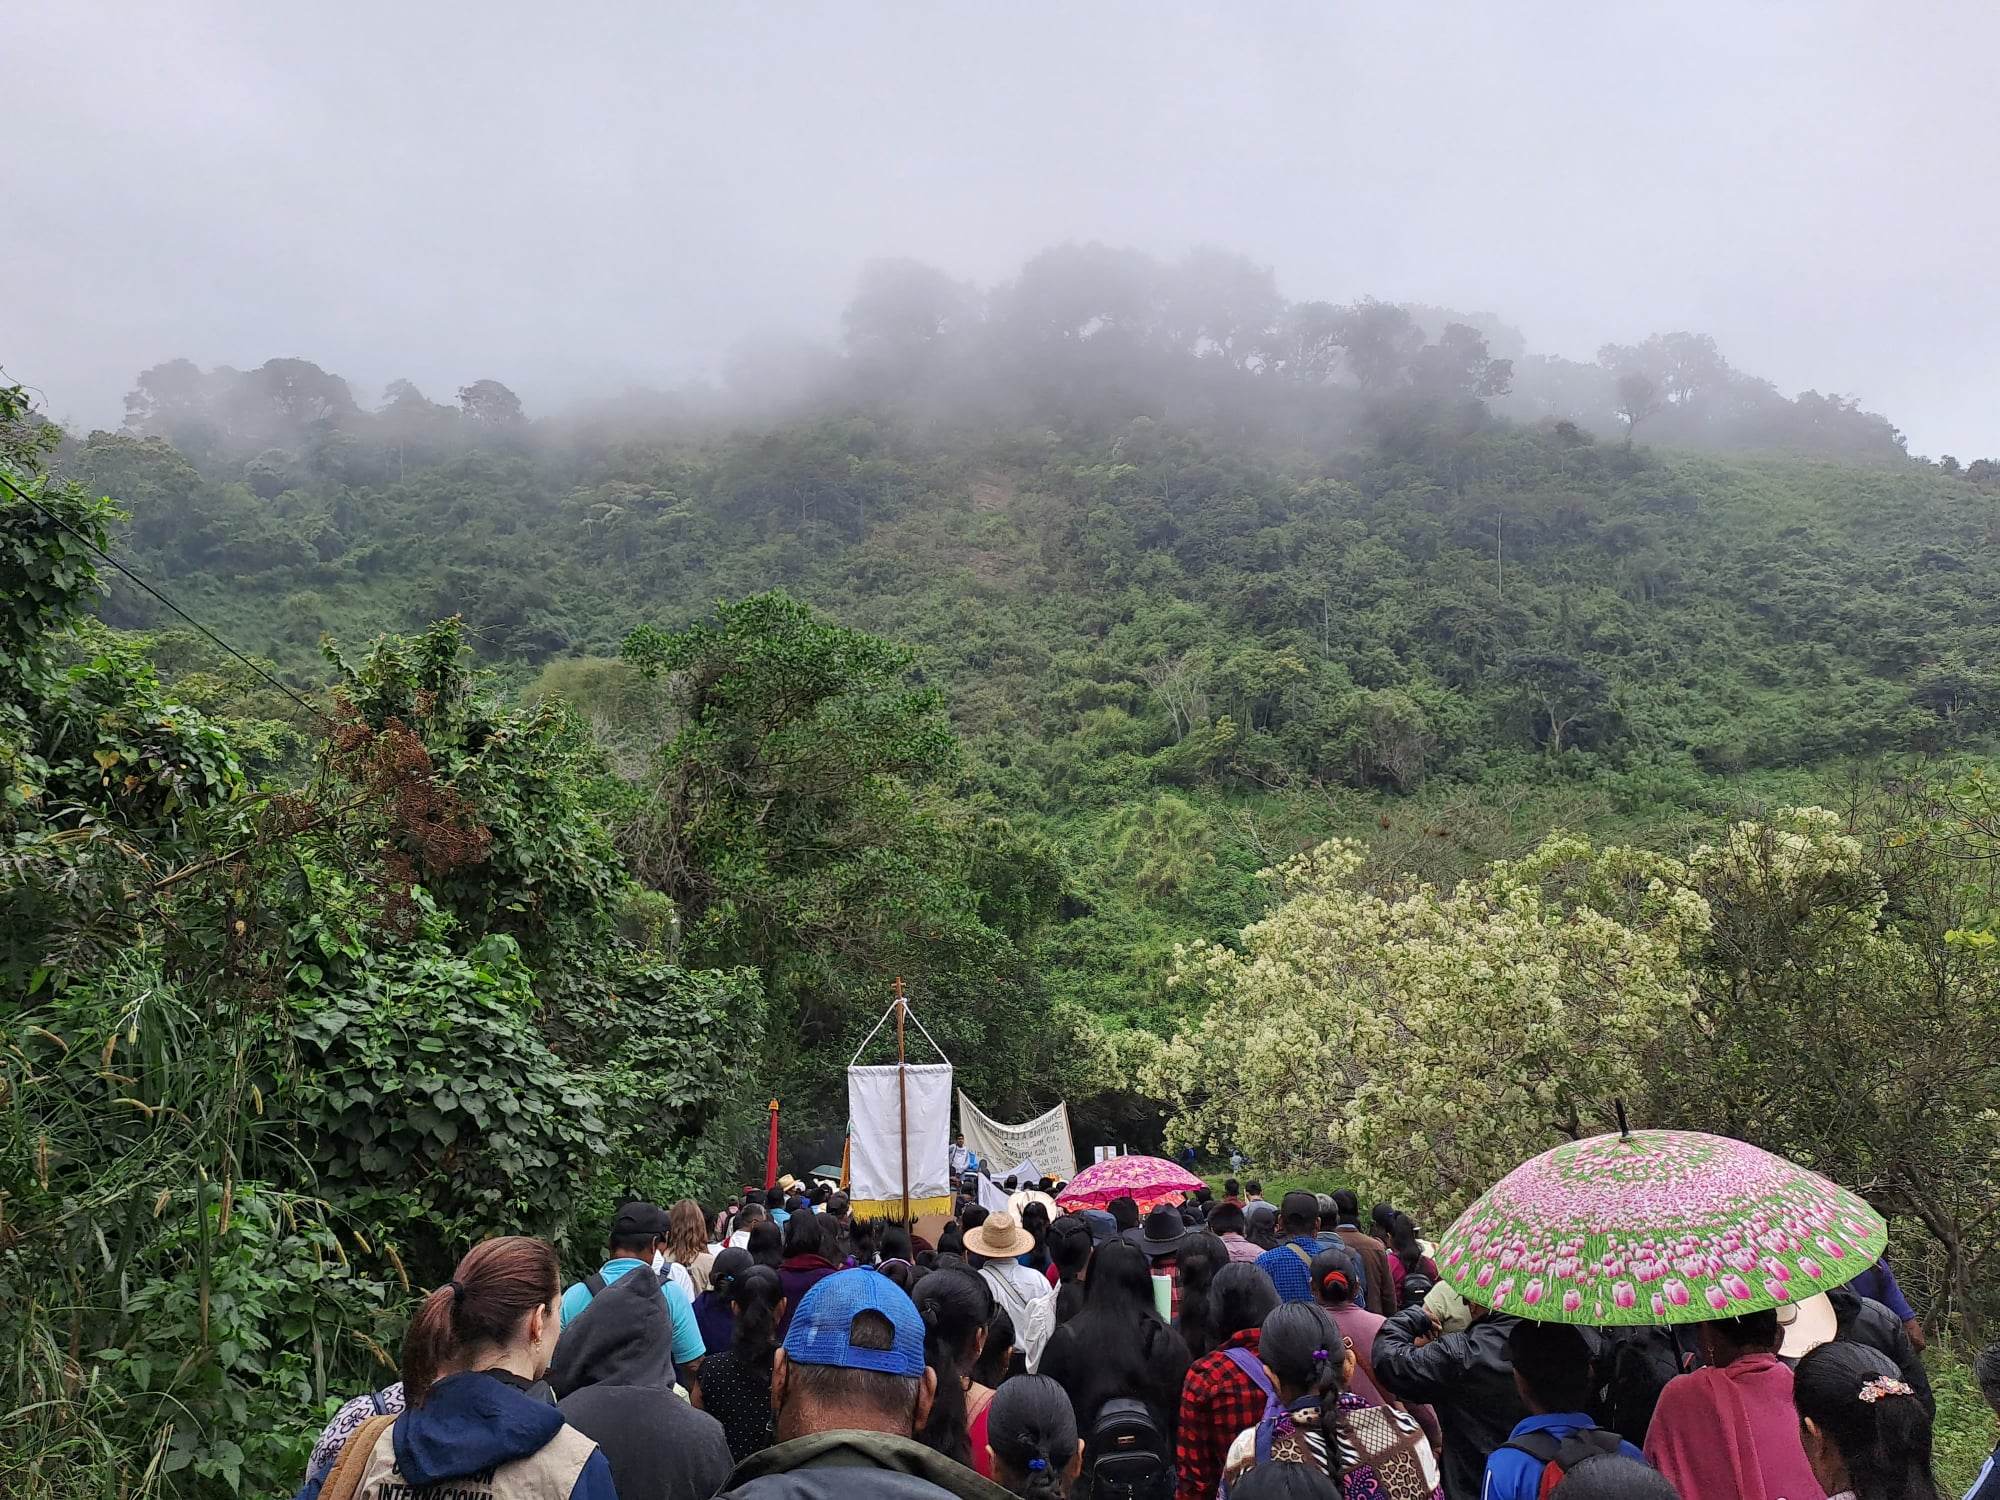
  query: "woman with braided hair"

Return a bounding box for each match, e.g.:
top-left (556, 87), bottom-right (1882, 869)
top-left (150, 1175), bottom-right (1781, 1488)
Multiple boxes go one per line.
top-left (987, 1375), bottom-right (1084, 1500)
top-left (1222, 1302), bottom-right (1441, 1500)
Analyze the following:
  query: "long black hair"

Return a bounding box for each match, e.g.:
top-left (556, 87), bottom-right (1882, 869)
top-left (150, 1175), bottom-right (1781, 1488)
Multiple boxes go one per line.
top-left (1387, 1212), bottom-right (1426, 1270)
top-left (785, 1207), bottom-right (840, 1261)
top-left (1211, 1262), bottom-right (1281, 1343)
top-left (1258, 1302), bottom-right (1349, 1492)
top-left (729, 1263), bottom-right (785, 1368)
top-left (988, 1374), bottom-right (1079, 1500)
top-left (1046, 1216), bottom-right (1094, 1325)
top-left (746, 1219), bottom-right (784, 1268)
top-left (1076, 1241), bottom-right (1159, 1327)
top-left (1174, 1232), bottom-right (1232, 1357)
top-left (1793, 1340), bottom-right (1942, 1500)
top-left (914, 1266), bottom-right (995, 1466)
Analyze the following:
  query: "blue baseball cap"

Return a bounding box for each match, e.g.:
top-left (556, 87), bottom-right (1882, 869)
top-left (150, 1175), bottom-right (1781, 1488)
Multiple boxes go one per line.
top-left (782, 1268), bottom-right (925, 1378)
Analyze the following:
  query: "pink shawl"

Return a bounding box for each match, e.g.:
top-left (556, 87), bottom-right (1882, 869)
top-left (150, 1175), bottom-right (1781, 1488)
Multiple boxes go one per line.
top-left (1645, 1353), bottom-right (1825, 1500)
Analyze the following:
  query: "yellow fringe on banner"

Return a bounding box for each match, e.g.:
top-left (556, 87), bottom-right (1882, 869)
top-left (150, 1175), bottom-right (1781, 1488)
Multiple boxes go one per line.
top-left (849, 1195), bottom-right (953, 1223)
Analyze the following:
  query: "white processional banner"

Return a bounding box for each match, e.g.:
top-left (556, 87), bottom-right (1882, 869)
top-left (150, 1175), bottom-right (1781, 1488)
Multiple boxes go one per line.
top-left (848, 1063), bottom-right (953, 1218)
top-left (957, 1092), bottom-right (1078, 1183)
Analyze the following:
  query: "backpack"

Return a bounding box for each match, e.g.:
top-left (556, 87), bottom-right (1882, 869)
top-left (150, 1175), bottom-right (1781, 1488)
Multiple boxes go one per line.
top-left (1087, 1397), bottom-right (1174, 1500)
top-left (1504, 1428), bottom-right (1626, 1498)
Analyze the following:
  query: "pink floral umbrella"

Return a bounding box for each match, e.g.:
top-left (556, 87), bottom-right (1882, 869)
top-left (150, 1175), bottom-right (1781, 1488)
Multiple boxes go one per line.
top-left (1055, 1155), bottom-right (1205, 1214)
top-left (1436, 1129), bottom-right (1886, 1326)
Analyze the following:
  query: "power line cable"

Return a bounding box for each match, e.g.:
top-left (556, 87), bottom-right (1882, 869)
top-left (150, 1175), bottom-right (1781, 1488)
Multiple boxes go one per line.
top-left (0, 467), bottom-right (335, 726)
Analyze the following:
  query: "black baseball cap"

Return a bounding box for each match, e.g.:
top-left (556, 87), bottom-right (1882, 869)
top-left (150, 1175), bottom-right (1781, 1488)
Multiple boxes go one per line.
top-left (610, 1201), bottom-right (671, 1240)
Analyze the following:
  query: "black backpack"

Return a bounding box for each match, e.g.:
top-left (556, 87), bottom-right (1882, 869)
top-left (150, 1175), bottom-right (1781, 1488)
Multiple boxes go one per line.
top-left (1086, 1398), bottom-right (1173, 1500)
top-left (1503, 1428), bottom-right (1626, 1497)
top-left (1397, 1266), bottom-right (1436, 1310)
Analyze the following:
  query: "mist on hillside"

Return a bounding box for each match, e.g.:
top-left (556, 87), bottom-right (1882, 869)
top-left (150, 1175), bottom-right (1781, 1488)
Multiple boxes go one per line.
top-left (6, 1), bottom-right (1998, 458)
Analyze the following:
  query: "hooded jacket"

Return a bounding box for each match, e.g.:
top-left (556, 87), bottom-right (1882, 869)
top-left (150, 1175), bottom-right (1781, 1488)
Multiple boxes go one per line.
top-left (550, 1264), bottom-right (735, 1500)
top-left (338, 1369), bottom-right (616, 1500)
top-left (719, 1429), bottom-right (1016, 1500)
top-left (1370, 1304), bottom-right (1526, 1500)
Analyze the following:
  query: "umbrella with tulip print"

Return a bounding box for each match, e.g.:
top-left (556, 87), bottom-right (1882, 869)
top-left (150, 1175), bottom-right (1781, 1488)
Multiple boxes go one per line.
top-left (1433, 1128), bottom-right (1886, 1326)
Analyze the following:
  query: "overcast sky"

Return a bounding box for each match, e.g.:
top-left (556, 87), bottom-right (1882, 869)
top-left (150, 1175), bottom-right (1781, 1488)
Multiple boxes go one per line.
top-left (8, 1), bottom-right (1996, 455)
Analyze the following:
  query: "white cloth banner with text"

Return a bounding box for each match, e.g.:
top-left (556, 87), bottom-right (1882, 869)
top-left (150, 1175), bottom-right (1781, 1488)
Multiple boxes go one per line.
top-left (848, 1063), bottom-right (952, 1205)
top-left (957, 1092), bottom-right (1077, 1183)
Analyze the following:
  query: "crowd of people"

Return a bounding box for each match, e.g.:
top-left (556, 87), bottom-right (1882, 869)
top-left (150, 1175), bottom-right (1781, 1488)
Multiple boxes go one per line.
top-left (296, 1171), bottom-right (1985, 1500)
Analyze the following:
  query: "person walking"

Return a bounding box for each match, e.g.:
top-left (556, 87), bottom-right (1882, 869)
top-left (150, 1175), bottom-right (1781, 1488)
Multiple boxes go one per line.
top-left (1177, 1264), bottom-right (1284, 1500)
top-left (915, 1266), bottom-right (1000, 1473)
top-left (1210, 1204), bottom-right (1264, 1267)
top-left (1219, 1302), bottom-right (1442, 1500)
top-left (713, 1269), bottom-right (1014, 1500)
top-left (550, 1263), bottom-right (735, 1500)
top-left (1258, 1193), bottom-right (1349, 1305)
top-left (1481, 1323), bottom-right (1640, 1500)
top-left (776, 1211), bottom-right (846, 1337)
top-left (1039, 1241), bottom-right (1191, 1456)
top-left (692, 1263), bottom-right (787, 1463)
top-left (1328, 1192), bottom-right (1393, 1317)
top-left (563, 1201), bottom-right (707, 1376)
top-left (968, 1213), bottom-right (1057, 1367)
top-left (986, 1375), bottom-right (1083, 1500)
top-left (1371, 1296), bottom-right (1526, 1500)
top-left (1793, 1340), bottom-right (1943, 1500)
top-left (311, 1237), bottom-right (615, 1500)
top-left (1643, 1309), bottom-right (1822, 1500)
top-left (670, 1198), bottom-right (720, 1296)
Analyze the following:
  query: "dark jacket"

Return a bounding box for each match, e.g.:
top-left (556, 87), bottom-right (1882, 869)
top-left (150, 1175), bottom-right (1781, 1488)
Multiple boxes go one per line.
top-left (720, 1429), bottom-right (1015, 1500)
top-left (1590, 1324), bottom-right (1697, 1447)
top-left (1371, 1305), bottom-right (1527, 1500)
top-left (379, 1370), bottom-right (615, 1500)
top-left (1828, 1286), bottom-right (1934, 1414)
top-left (550, 1264), bottom-right (734, 1500)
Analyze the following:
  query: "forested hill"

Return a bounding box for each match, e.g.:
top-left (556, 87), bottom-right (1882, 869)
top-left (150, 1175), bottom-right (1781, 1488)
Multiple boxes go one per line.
top-left (46, 312), bottom-right (2000, 1042)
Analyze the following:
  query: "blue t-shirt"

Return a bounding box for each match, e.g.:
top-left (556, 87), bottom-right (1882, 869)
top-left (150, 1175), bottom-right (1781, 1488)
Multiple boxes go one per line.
top-left (1254, 1236), bottom-right (1326, 1303)
top-left (560, 1258), bottom-right (707, 1369)
top-left (1482, 1413), bottom-right (1646, 1500)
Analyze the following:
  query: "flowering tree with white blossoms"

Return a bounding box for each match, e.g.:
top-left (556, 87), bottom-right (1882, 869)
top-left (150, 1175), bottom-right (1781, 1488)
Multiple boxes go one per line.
top-left (1148, 832), bottom-right (1711, 1217)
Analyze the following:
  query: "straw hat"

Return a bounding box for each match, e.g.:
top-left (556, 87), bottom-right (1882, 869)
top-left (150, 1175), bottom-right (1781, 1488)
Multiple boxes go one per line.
top-left (964, 1211), bottom-right (1037, 1259)
top-left (777, 1173), bottom-right (800, 1192)
top-left (1777, 1292), bottom-right (1837, 1359)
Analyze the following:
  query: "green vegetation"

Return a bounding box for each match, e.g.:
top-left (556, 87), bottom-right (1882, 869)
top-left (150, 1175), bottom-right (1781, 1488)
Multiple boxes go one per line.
top-left (8, 248), bottom-right (2000, 1493)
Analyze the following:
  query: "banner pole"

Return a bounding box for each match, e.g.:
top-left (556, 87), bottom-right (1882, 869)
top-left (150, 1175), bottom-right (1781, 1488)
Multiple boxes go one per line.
top-left (895, 977), bottom-right (910, 1224)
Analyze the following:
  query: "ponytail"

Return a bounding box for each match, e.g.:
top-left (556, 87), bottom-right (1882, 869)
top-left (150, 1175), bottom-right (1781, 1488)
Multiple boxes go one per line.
top-left (729, 1264), bottom-right (785, 1369)
top-left (401, 1236), bottom-right (559, 1407)
top-left (1256, 1302), bottom-right (1349, 1493)
top-left (988, 1374), bottom-right (1080, 1500)
top-left (913, 1266), bottom-right (994, 1466)
top-left (1794, 1340), bottom-right (1942, 1500)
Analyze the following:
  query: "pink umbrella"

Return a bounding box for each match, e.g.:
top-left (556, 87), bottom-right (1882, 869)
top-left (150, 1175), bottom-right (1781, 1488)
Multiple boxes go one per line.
top-left (1055, 1155), bottom-right (1205, 1214)
top-left (1436, 1128), bottom-right (1886, 1326)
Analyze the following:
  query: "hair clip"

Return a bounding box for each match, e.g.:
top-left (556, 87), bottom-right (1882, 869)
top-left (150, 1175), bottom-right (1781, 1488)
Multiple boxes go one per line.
top-left (1027, 1459), bottom-right (1048, 1472)
top-left (1858, 1376), bottom-right (1915, 1404)
top-left (1312, 1348), bottom-right (1329, 1361)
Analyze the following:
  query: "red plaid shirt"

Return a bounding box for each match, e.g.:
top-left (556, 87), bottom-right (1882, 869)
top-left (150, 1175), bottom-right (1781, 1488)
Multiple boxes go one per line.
top-left (1175, 1329), bottom-right (1267, 1500)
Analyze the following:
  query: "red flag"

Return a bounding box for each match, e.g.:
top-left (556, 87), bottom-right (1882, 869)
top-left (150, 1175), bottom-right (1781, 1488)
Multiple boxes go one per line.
top-left (765, 1098), bottom-right (780, 1191)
